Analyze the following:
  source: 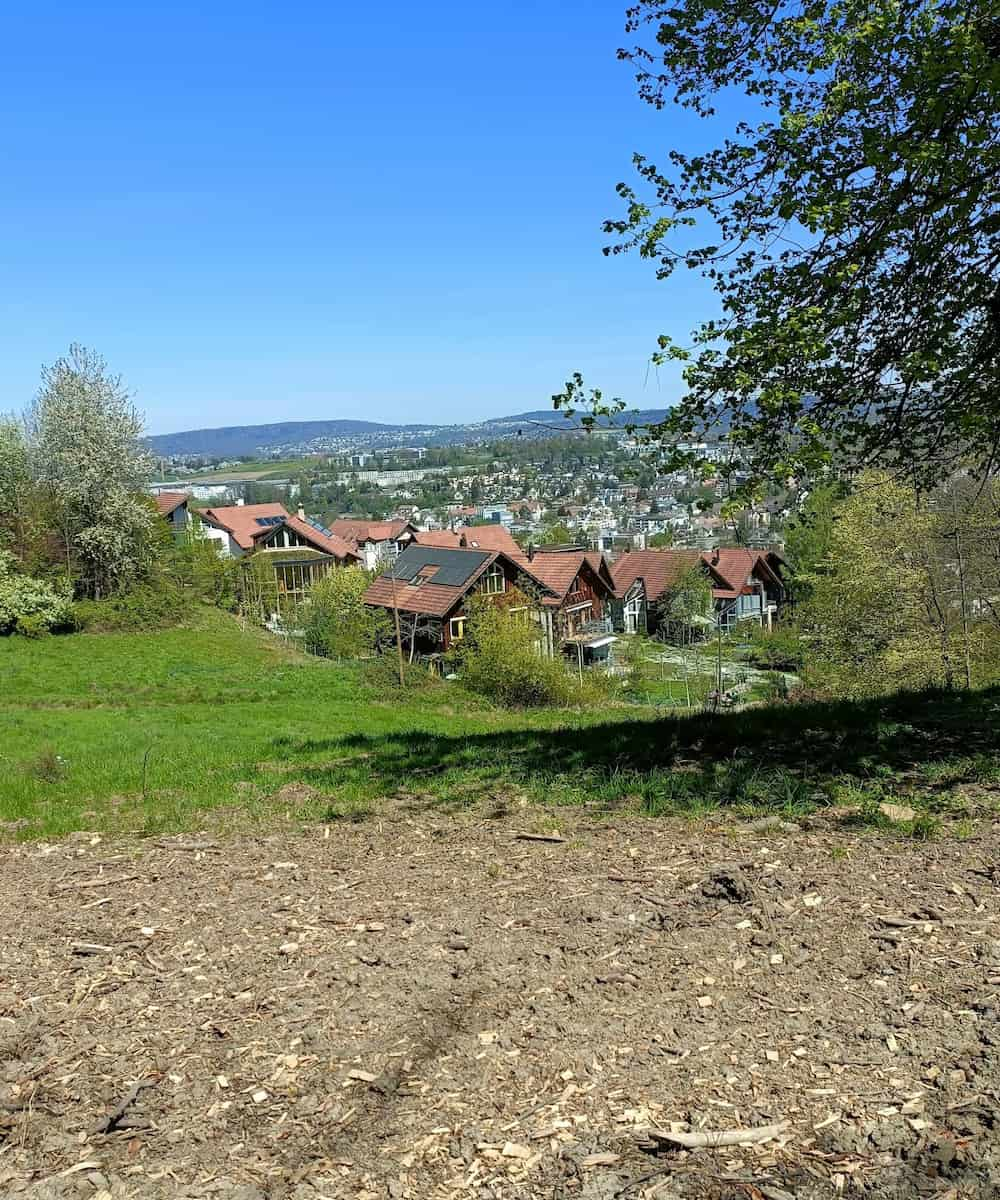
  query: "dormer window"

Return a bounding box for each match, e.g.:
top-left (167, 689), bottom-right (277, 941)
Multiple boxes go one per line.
top-left (480, 563), bottom-right (505, 595)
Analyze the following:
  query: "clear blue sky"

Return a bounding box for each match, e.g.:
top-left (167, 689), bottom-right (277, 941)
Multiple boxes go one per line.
top-left (0, 1), bottom-right (717, 435)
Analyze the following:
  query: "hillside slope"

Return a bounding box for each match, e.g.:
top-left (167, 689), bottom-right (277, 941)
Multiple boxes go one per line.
top-left (148, 407), bottom-right (672, 457)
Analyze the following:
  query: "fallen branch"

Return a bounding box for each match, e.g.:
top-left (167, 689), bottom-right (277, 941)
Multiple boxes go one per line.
top-left (514, 833), bottom-right (566, 844)
top-left (91, 1074), bottom-right (160, 1135)
top-left (644, 1119), bottom-right (789, 1149)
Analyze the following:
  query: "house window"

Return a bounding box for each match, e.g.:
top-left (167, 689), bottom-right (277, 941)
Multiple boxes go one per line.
top-left (480, 564), bottom-right (505, 595)
top-left (450, 616), bottom-right (467, 641)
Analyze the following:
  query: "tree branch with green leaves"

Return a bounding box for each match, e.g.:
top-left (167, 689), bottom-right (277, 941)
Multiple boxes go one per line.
top-left (574, 0), bottom-right (1000, 496)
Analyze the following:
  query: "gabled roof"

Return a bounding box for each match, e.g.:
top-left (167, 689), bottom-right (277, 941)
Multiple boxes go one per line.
top-left (154, 491), bottom-right (190, 516)
top-left (412, 525), bottom-right (526, 560)
top-left (364, 545), bottom-right (557, 618)
top-left (610, 549), bottom-right (702, 602)
top-left (254, 515), bottom-right (360, 561)
top-left (364, 545), bottom-right (497, 617)
top-left (610, 546), bottom-right (787, 604)
top-left (701, 548), bottom-right (785, 593)
top-left (328, 518), bottom-right (414, 546)
top-left (527, 551), bottom-right (616, 605)
top-left (199, 503), bottom-right (290, 550)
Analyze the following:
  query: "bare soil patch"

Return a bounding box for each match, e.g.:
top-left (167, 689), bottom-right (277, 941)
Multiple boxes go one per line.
top-left (1, 814), bottom-right (998, 1198)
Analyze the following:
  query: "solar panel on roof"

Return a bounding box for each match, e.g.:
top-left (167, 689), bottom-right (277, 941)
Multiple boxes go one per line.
top-left (255, 516), bottom-right (283, 526)
top-left (387, 545), bottom-right (491, 588)
top-left (305, 517), bottom-right (336, 538)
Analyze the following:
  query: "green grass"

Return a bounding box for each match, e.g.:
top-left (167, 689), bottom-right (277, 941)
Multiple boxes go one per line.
top-left (0, 609), bottom-right (616, 838)
top-left (160, 458), bottom-right (312, 482)
top-left (2, 610), bottom-right (999, 840)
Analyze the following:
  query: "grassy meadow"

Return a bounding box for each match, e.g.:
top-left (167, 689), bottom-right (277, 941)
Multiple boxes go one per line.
top-left (0, 609), bottom-right (617, 838)
top-left (2, 608), bottom-right (999, 840)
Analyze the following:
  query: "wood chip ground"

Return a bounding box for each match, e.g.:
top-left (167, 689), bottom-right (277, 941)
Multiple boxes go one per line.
top-left (1, 813), bottom-right (998, 1198)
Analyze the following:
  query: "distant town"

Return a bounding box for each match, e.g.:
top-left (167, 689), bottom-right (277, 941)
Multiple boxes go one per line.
top-left (149, 417), bottom-right (783, 557)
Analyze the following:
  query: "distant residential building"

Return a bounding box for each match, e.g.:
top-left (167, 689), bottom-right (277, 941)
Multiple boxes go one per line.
top-left (364, 544), bottom-right (618, 665)
top-left (412, 524), bottom-right (525, 560)
top-left (364, 545), bottom-right (548, 656)
top-left (327, 518), bottom-right (417, 571)
top-left (478, 504), bottom-right (514, 528)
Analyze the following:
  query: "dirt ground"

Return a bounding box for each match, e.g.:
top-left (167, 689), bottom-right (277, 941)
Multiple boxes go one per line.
top-left (2, 809), bottom-right (999, 1200)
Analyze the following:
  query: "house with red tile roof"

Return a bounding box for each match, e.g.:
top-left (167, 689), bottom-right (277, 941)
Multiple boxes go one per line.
top-left (364, 544), bottom-right (556, 656)
top-left (198, 502), bottom-right (292, 557)
top-left (250, 512), bottom-right (360, 563)
top-left (702, 547), bottom-right (786, 630)
top-left (196, 501), bottom-right (360, 619)
top-left (609, 549), bottom-right (703, 634)
top-left (327, 518), bottom-right (417, 570)
top-left (610, 547), bottom-right (787, 635)
top-left (153, 491), bottom-right (191, 538)
top-left (518, 549), bottom-right (618, 660)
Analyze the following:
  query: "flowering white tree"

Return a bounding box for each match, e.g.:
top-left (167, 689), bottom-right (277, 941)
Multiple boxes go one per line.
top-left (0, 416), bottom-right (33, 558)
top-left (27, 345), bottom-right (156, 598)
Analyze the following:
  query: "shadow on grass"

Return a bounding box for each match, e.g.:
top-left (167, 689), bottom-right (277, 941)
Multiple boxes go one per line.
top-left (269, 686), bottom-right (1000, 816)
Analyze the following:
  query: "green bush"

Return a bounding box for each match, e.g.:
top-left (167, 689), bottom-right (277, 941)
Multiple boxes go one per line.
top-left (302, 567), bottom-right (389, 660)
top-left (15, 613), bottom-right (55, 639)
top-left (448, 600), bottom-right (578, 707)
top-left (165, 533), bottom-right (238, 609)
top-left (72, 580), bottom-right (186, 632)
top-left (0, 551), bottom-right (74, 635)
top-left (743, 624), bottom-right (804, 671)
top-left (620, 637), bottom-right (646, 695)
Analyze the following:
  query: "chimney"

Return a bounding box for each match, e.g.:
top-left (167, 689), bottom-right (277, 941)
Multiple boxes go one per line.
top-left (235, 498), bottom-right (245, 507)
top-left (711, 546), bottom-right (720, 565)
top-left (297, 504), bottom-right (306, 520)
top-left (527, 542), bottom-right (535, 562)
top-left (459, 533), bottom-right (468, 548)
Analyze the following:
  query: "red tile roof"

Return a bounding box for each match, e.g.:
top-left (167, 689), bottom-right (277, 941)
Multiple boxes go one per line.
top-left (253, 516), bottom-right (360, 561)
top-left (363, 577), bottom-right (468, 617)
top-left (527, 551), bottom-right (615, 605)
top-left (199, 503), bottom-right (290, 550)
top-left (328, 518), bottom-right (413, 546)
top-left (364, 550), bottom-right (501, 617)
top-left (413, 525), bottom-right (526, 560)
top-left (610, 549), bottom-right (702, 601)
top-left (525, 552), bottom-right (585, 599)
top-left (702, 548), bottom-right (784, 592)
top-left (154, 491), bottom-right (190, 516)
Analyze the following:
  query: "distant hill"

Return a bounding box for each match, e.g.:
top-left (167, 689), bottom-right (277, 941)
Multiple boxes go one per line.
top-left (147, 408), bottom-right (673, 458)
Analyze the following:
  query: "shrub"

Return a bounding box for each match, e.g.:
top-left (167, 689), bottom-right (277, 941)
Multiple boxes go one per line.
top-left (302, 567), bottom-right (389, 660)
top-left (15, 613), bottom-right (55, 639)
top-left (620, 637), bottom-right (646, 695)
top-left (448, 600), bottom-right (577, 707)
top-left (0, 550), bottom-right (74, 635)
top-left (72, 580), bottom-right (186, 632)
top-left (165, 533), bottom-right (238, 609)
top-left (743, 624), bottom-right (804, 671)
